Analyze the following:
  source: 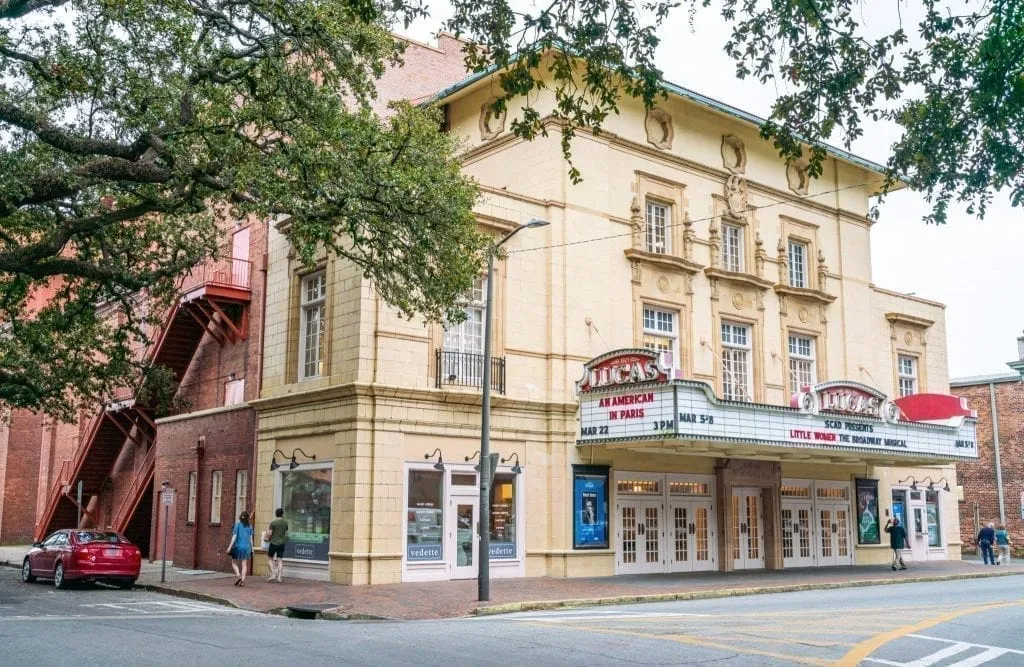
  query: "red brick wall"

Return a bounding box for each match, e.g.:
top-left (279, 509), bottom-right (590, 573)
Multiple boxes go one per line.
top-left (152, 406), bottom-right (256, 571)
top-left (954, 380), bottom-right (1024, 554)
top-left (0, 411), bottom-right (45, 542)
top-left (370, 33), bottom-right (471, 116)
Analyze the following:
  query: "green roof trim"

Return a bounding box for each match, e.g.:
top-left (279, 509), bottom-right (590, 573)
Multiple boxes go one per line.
top-left (427, 57), bottom-right (891, 178)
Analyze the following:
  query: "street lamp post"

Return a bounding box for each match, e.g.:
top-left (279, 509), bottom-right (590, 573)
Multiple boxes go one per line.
top-left (478, 218), bottom-right (548, 602)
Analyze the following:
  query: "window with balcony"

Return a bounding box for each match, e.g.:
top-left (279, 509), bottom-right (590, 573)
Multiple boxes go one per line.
top-left (299, 271), bottom-right (326, 380)
top-left (788, 334), bottom-right (816, 394)
top-left (898, 355), bottom-right (918, 397)
top-left (722, 223), bottom-right (744, 272)
top-left (642, 306), bottom-right (678, 370)
top-left (645, 201), bottom-right (669, 254)
top-left (788, 240), bottom-right (808, 288)
top-left (721, 321), bottom-right (752, 401)
top-left (439, 277), bottom-right (505, 392)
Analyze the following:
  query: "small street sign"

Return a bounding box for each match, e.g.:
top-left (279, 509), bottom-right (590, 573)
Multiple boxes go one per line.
top-left (161, 490), bottom-right (175, 506)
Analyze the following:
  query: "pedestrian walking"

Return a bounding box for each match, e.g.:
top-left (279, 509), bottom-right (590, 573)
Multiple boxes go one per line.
top-left (265, 508), bottom-right (289, 582)
top-left (977, 522), bottom-right (997, 566)
top-left (995, 524), bottom-right (1012, 565)
top-left (884, 516), bottom-right (908, 570)
top-left (227, 510), bottom-right (254, 586)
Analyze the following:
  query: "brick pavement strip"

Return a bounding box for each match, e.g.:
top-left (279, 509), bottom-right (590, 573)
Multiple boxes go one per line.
top-left (2, 548), bottom-right (1021, 621)
top-left (135, 561), bottom-right (1024, 621)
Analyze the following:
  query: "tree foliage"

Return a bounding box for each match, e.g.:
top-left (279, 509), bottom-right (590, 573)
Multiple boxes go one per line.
top-left (448, 0), bottom-right (1023, 221)
top-left (0, 0), bottom-right (483, 418)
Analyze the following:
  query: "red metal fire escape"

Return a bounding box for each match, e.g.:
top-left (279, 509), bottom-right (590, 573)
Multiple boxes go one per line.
top-left (35, 255), bottom-right (252, 542)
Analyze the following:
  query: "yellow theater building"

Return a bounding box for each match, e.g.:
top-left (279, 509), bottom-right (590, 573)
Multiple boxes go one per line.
top-left (251, 57), bottom-right (977, 584)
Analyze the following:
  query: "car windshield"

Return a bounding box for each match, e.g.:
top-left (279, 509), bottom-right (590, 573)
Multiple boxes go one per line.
top-left (75, 531), bottom-right (124, 544)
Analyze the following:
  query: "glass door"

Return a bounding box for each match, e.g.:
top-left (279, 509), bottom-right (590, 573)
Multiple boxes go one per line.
top-left (732, 488), bottom-right (764, 570)
top-left (449, 496), bottom-right (478, 579)
top-left (782, 502), bottom-right (815, 568)
top-left (617, 500), bottom-right (662, 574)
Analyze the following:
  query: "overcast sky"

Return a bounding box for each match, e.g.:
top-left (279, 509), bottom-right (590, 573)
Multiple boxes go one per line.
top-left (398, 3), bottom-right (1024, 380)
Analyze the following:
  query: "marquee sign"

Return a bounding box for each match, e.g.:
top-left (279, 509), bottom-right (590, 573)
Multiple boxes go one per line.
top-left (576, 351), bottom-right (978, 462)
top-left (575, 348), bottom-right (672, 394)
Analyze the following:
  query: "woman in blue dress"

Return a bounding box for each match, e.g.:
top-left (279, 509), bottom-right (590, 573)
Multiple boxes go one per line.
top-left (227, 510), bottom-right (254, 586)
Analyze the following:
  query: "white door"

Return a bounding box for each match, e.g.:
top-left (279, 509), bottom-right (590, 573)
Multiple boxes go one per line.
top-left (617, 500), bottom-right (663, 574)
top-left (817, 506), bottom-right (853, 566)
top-left (668, 500), bottom-right (716, 572)
top-left (907, 492), bottom-right (928, 562)
top-left (732, 488), bottom-right (765, 570)
top-left (449, 496), bottom-right (478, 579)
top-left (231, 227), bottom-right (250, 286)
top-left (782, 501), bottom-right (815, 568)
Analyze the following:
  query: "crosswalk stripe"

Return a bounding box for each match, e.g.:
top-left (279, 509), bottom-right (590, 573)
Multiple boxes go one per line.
top-left (903, 642), bottom-right (972, 666)
top-left (945, 648), bottom-right (1010, 667)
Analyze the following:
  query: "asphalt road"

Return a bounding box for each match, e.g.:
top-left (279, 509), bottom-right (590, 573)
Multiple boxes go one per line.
top-left (1, 566), bottom-right (1022, 666)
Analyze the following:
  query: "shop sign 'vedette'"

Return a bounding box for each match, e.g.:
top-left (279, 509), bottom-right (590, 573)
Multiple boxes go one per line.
top-left (576, 349), bottom-right (672, 394)
top-left (791, 381), bottom-right (901, 423)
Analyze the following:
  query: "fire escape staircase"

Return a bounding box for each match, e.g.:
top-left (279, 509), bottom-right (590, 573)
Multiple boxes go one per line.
top-left (35, 256), bottom-right (252, 541)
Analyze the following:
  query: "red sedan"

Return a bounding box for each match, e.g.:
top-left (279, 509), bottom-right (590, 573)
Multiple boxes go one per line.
top-left (22, 529), bottom-right (142, 590)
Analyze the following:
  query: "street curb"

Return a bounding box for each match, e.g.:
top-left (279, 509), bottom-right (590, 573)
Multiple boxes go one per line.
top-left (472, 570), bottom-right (1024, 617)
top-left (135, 583), bottom-right (242, 610)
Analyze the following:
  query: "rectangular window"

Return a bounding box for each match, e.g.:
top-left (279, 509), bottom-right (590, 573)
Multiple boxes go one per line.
top-left (210, 470), bottom-right (223, 524)
top-left (721, 223), bottom-right (744, 272)
top-left (642, 306), bottom-right (678, 370)
top-left (721, 321), bottom-right (752, 401)
top-left (898, 355), bottom-right (918, 397)
top-left (186, 472), bottom-right (197, 524)
top-left (406, 470), bottom-right (444, 562)
top-left (645, 201), bottom-right (669, 254)
top-left (279, 467), bottom-right (332, 561)
top-left (299, 271), bottom-right (327, 379)
top-left (788, 240), bottom-right (807, 288)
top-left (223, 378), bottom-right (245, 406)
top-left (926, 490), bottom-right (941, 547)
top-left (443, 277), bottom-right (485, 355)
top-left (788, 334), bottom-right (816, 394)
top-left (490, 473), bottom-right (517, 559)
top-left (234, 470), bottom-right (248, 524)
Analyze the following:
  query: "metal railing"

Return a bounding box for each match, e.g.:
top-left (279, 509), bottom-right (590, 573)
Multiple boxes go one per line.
top-left (179, 254), bottom-right (253, 294)
top-left (435, 349), bottom-right (505, 394)
top-left (111, 443), bottom-right (156, 531)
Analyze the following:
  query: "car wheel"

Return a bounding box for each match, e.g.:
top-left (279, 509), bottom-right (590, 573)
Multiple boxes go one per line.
top-left (116, 578), bottom-right (136, 590)
top-left (54, 562), bottom-right (68, 590)
top-left (21, 559), bottom-right (36, 583)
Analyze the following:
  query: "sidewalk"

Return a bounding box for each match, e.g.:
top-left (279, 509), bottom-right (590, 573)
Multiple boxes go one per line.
top-left (3, 544), bottom-right (1021, 620)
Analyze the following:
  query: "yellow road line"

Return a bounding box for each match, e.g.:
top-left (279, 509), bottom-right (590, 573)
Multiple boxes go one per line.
top-left (835, 599), bottom-right (1024, 666)
top-left (520, 621), bottom-right (831, 665)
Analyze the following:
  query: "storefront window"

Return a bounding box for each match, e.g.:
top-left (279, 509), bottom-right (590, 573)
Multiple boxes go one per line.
top-left (490, 473), bottom-right (516, 559)
top-left (926, 490), bottom-right (941, 547)
top-left (407, 470), bottom-right (443, 561)
top-left (279, 467), bottom-right (331, 561)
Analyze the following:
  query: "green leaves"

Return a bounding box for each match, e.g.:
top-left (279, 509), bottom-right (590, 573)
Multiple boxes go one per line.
top-left (1, 0), bottom-right (484, 417)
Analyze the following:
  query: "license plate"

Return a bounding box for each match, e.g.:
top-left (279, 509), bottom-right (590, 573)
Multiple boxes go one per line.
top-left (104, 549), bottom-right (120, 557)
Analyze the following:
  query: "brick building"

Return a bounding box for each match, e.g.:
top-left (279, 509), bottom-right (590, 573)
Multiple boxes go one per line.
top-left (951, 335), bottom-right (1024, 556)
top-left (1, 34), bottom-right (473, 573)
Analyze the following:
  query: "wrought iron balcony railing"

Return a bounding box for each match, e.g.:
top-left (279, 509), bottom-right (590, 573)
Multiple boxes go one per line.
top-left (435, 349), bottom-right (505, 394)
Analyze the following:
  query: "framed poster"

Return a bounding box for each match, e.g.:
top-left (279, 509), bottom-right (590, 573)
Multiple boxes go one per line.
top-left (855, 478), bottom-right (881, 545)
top-left (573, 465), bottom-right (609, 549)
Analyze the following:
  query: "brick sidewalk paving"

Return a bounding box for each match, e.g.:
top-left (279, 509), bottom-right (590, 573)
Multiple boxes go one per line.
top-left (136, 559), bottom-right (1024, 620)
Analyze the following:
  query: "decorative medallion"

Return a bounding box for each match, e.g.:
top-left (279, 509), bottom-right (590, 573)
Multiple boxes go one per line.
top-left (479, 97), bottom-right (507, 141)
top-left (725, 173), bottom-right (748, 218)
top-left (644, 109), bottom-right (674, 150)
top-left (657, 276), bottom-right (670, 294)
top-left (904, 332), bottom-right (913, 345)
top-left (721, 135), bottom-right (747, 174)
top-left (786, 161), bottom-right (810, 195)
top-left (798, 306), bottom-right (810, 323)
top-left (732, 292), bottom-right (745, 310)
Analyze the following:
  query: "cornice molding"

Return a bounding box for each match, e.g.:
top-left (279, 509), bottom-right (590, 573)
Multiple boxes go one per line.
top-left (885, 312), bottom-right (936, 329)
top-left (774, 284), bottom-right (837, 306)
top-left (703, 267), bottom-right (774, 291)
top-left (624, 248), bottom-right (702, 275)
